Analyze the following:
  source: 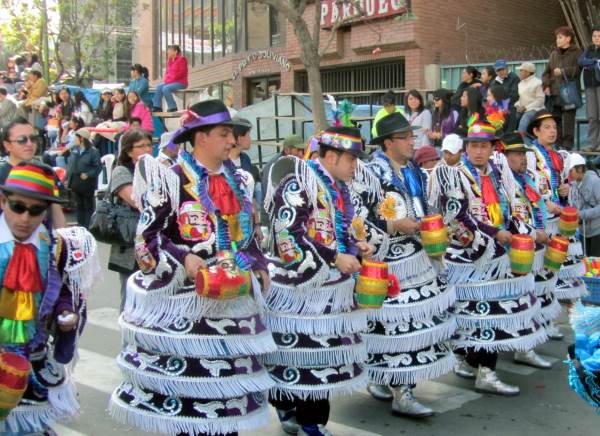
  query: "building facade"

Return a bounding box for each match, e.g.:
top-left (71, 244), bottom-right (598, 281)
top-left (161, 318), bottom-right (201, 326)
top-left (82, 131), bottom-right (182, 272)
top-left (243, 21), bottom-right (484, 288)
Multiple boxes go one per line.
top-left (134, 0), bottom-right (566, 109)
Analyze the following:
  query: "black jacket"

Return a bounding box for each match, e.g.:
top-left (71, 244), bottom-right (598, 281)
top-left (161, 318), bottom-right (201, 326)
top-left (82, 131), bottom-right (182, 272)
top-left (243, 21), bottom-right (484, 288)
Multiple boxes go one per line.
top-left (451, 79), bottom-right (483, 109)
top-left (495, 72), bottom-right (520, 105)
top-left (67, 146), bottom-right (101, 195)
top-left (578, 45), bottom-right (600, 88)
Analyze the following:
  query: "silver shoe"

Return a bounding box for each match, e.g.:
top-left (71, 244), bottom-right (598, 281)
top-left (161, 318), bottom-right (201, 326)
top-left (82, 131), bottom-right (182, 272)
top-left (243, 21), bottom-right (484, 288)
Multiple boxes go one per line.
top-left (391, 385), bottom-right (434, 418)
top-left (546, 323), bottom-right (565, 341)
top-left (514, 350), bottom-right (552, 369)
top-left (367, 383), bottom-right (393, 402)
top-left (475, 366), bottom-right (520, 396)
top-left (454, 358), bottom-right (476, 379)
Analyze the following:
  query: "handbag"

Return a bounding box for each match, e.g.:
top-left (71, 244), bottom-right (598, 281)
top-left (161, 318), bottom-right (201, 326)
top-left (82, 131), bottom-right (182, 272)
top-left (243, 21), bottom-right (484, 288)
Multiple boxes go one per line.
top-left (89, 192), bottom-right (139, 246)
top-left (559, 69), bottom-right (582, 110)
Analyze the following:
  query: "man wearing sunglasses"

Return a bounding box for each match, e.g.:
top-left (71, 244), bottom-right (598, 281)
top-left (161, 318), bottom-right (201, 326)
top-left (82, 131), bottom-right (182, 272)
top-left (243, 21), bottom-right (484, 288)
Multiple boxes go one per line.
top-left (0, 161), bottom-right (98, 435)
top-left (1, 117), bottom-right (66, 228)
top-left (361, 112), bottom-right (456, 418)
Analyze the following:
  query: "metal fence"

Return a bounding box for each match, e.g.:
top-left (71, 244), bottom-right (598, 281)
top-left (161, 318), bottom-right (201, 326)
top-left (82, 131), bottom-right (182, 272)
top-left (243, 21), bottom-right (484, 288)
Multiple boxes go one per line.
top-left (440, 60), bottom-right (548, 90)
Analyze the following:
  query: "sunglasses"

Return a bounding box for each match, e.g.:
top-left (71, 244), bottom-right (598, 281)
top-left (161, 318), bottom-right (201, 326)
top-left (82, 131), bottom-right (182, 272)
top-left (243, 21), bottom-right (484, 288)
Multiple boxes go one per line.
top-left (7, 199), bottom-right (48, 216)
top-left (8, 135), bottom-right (39, 145)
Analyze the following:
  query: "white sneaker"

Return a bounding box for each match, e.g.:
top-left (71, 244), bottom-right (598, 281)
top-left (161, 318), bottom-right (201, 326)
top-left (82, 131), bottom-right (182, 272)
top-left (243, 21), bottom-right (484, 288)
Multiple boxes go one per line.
top-left (276, 408), bottom-right (300, 435)
top-left (367, 383), bottom-right (393, 401)
top-left (546, 322), bottom-right (564, 340)
top-left (475, 366), bottom-right (519, 396)
top-left (298, 424), bottom-right (334, 436)
top-left (391, 385), bottom-right (434, 418)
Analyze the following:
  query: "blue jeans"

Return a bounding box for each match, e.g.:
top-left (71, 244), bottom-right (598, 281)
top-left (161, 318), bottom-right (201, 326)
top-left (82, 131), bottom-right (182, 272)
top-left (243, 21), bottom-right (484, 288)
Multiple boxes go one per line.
top-left (152, 82), bottom-right (186, 111)
top-left (518, 110), bottom-right (537, 143)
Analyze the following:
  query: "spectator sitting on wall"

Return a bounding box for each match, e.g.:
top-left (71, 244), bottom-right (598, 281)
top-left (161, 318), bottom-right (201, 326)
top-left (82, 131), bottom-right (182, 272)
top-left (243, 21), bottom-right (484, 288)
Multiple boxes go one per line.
top-left (17, 70), bottom-right (47, 122)
top-left (480, 66), bottom-right (496, 101)
top-left (405, 89), bottom-right (432, 148)
top-left (151, 44), bottom-right (188, 113)
top-left (0, 86), bottom-right (17, 129)
top-left (73, 91), bottom-right (94, 126)
top-left (95, 88), bottom-right (114, 123)
top-left (428, 88), bottom-right (458, 147)
top-left (515, 62), bottom-right (546, 136)
top-left (485, 84), bottom-right (510, 133)
top-left (578, 26), bottom-right (600, 151)
top-left (454, 86), bottom-right (486, 136)
top-left (493, 59), bottom-right (520, 131)
top-left (451, 66), bottom-right (482, 109)
top-left (129, 64), bottom-right (151, 108)
top-left (125, 90), bottom-right (154, 134)
top-left (372, 90), bottom-right (405, 139)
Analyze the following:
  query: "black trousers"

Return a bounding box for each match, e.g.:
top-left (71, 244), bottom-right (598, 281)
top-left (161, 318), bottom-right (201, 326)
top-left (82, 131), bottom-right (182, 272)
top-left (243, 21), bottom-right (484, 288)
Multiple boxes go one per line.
top-left (463, 349), bottom-right (498, 370)
top-left (270, 396), bottom-right (330, 426)
top-left (585, 234), bottom-right (600, 257)
top-left (73, 191), bottom-right (95, 229)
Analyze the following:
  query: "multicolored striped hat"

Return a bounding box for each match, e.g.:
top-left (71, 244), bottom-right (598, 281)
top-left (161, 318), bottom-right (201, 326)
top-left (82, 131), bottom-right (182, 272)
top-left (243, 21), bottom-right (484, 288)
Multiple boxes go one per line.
top-left (0, 162), bottom-right (64, 203)
top-left (464, 121), bottom-right (499, 142)
top-left (318, 126), bottom-right (366, 158)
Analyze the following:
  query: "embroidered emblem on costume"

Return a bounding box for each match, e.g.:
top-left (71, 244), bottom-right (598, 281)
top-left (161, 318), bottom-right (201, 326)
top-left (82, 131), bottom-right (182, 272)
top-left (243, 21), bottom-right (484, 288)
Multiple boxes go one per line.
top-left (177, 201), bottom-right (214, 241)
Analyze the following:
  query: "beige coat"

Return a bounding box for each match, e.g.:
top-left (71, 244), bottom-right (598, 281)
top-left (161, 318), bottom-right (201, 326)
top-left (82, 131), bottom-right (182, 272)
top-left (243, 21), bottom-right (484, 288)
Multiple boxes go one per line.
top-left (24, 78), bottom-right (48, 107)
top-left (515, 74), bottom-right (545, 112)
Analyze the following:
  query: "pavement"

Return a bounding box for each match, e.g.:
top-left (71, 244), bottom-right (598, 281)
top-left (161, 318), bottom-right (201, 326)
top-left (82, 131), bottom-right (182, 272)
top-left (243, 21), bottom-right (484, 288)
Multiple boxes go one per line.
top-left (55, 242), bottom-right (597, 436)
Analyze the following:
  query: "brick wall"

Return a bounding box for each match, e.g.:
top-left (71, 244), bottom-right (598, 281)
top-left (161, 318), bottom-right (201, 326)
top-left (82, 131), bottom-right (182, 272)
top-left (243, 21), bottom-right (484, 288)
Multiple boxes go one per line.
top-left (138, 0), bottom-right (567, 107)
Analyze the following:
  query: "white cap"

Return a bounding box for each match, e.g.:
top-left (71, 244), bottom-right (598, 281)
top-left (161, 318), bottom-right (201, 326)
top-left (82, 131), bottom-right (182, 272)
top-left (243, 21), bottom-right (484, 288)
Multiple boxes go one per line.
top-left (441, 133), bottom-right (463, 154)
top-left (517, 62), bottom-right (536, 74)
top-left (566, 153), bottom-right (586, 173)
top-left (159, 131), bottom-right (175, 149)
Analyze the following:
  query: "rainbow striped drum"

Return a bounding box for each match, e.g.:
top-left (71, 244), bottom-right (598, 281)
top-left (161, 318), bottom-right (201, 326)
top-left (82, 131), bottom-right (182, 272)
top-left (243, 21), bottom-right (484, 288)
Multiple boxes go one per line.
top-left (0, 352), bottom-right (31, 420)
top-left (559, 207), bottom-right (579, 237)
top-left (420, 214), bottom-right (448, 257)
top-left (544, 235), bottom-right (570, 272)
top-left (510, 234), bottom-right (535, 275)
top-left (355, 259), bottom-right (394, 309)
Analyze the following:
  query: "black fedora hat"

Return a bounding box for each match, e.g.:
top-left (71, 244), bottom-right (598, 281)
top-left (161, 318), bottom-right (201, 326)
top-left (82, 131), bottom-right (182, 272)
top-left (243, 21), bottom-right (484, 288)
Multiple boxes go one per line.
top-left (527, 109), bottom-right (560, 136)
top-left (499, 131), bottom-right (529, 153)
top-left (172, 100), bottom-right (244, 144)
top-left (372, 112), bottom-right (417, 144)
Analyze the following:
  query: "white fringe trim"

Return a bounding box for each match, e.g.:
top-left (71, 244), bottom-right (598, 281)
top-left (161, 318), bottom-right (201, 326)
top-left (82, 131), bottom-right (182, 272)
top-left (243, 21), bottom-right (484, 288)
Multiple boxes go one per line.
top-left (367, 351), bottom-right (456, 385)
top-left (117, 356), bottom-right (275, 399)
top-left (388, 248), bottom-right (436, 284)
top-left (453, 326), bottom-right (548, 353)
top-left (453, 300), bottom-right (541, 331)
top-left (446, 254), bottom-right (511, 284)
top-left (454, 274), bottom-right (534, 301)
top-left (555, 279), bottom-right (589, 301)
top-left (124, 281), bottom-right (261, 328)
top-left (370, 285), bottom-right (456, 323)
top-left (265, 278), bottom-right (355, 316)
top-left (0, 381), bottom-right (79, 434)
top-left (534, 275), bottom-right (558, 297)
top-left (133, 154), bottom-right (180, 212)
top-left (263, 310), bottom-right (368, 336)
top-left (109, 390), bottom-right (271, 435)
top-left (120, 316), bottom-right (278, 358)
top-left (532, 249), bottom-right (546, 275)
top-left (539, 296), bottom-right (563, 323)
top-left (546, 218), bottom-right (559, 236)
top-left (269, 370), bottom-right (368, 401)
top-left (558, 261), bottom-right (585, 279)
top-left (364, 318), bottom-right (457, 353)
top-left (261, 343), bottom-right (368, 367)
top-left (569, 240), bottom-right (584, 257)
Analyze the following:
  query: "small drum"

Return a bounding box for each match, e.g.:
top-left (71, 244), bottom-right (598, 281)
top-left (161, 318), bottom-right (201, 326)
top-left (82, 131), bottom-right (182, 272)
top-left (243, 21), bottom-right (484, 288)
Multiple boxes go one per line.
top-left (559, 207), bottom-right (579, 237)
top-left (0, 352), bottom-right (31, 420)
top-left (355, 259), bottom-right (399, 309)
top-left (544, 235), bottom-right (570, 272)
top-left (195, 251), bottom-right (251, 300)
top-left (509, 234), bottom-right (535, 275)
top-left (420, 214), bottom-right (449, 257)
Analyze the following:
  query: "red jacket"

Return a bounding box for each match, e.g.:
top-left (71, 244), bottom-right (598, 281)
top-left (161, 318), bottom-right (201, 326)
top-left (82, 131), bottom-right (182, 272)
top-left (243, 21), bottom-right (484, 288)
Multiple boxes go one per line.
top-left (164, 55), bottom-right (188, 87)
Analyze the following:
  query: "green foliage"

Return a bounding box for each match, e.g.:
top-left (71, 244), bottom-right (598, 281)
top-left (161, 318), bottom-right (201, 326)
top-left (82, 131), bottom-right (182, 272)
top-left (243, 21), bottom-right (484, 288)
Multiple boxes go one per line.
top-left (0, 0), bottom-right (44, 55)
top-left (56, 0), bottom-right (138, 84)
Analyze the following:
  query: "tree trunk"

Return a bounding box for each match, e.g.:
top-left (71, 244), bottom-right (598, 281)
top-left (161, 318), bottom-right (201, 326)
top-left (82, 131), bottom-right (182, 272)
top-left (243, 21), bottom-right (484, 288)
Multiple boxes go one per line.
top-left (304, 54), bottom-right (326, 132)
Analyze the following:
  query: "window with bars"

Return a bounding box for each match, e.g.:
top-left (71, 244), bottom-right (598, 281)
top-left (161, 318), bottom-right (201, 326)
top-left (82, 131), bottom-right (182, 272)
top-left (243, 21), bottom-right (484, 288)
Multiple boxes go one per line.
top-left (295, 59), bottom-right (406, 104)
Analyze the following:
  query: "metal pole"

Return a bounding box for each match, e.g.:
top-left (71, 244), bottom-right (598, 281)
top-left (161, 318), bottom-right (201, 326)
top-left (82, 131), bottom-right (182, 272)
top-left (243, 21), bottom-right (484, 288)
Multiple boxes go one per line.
top-left (41, 0), bottom-right (50, 82)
